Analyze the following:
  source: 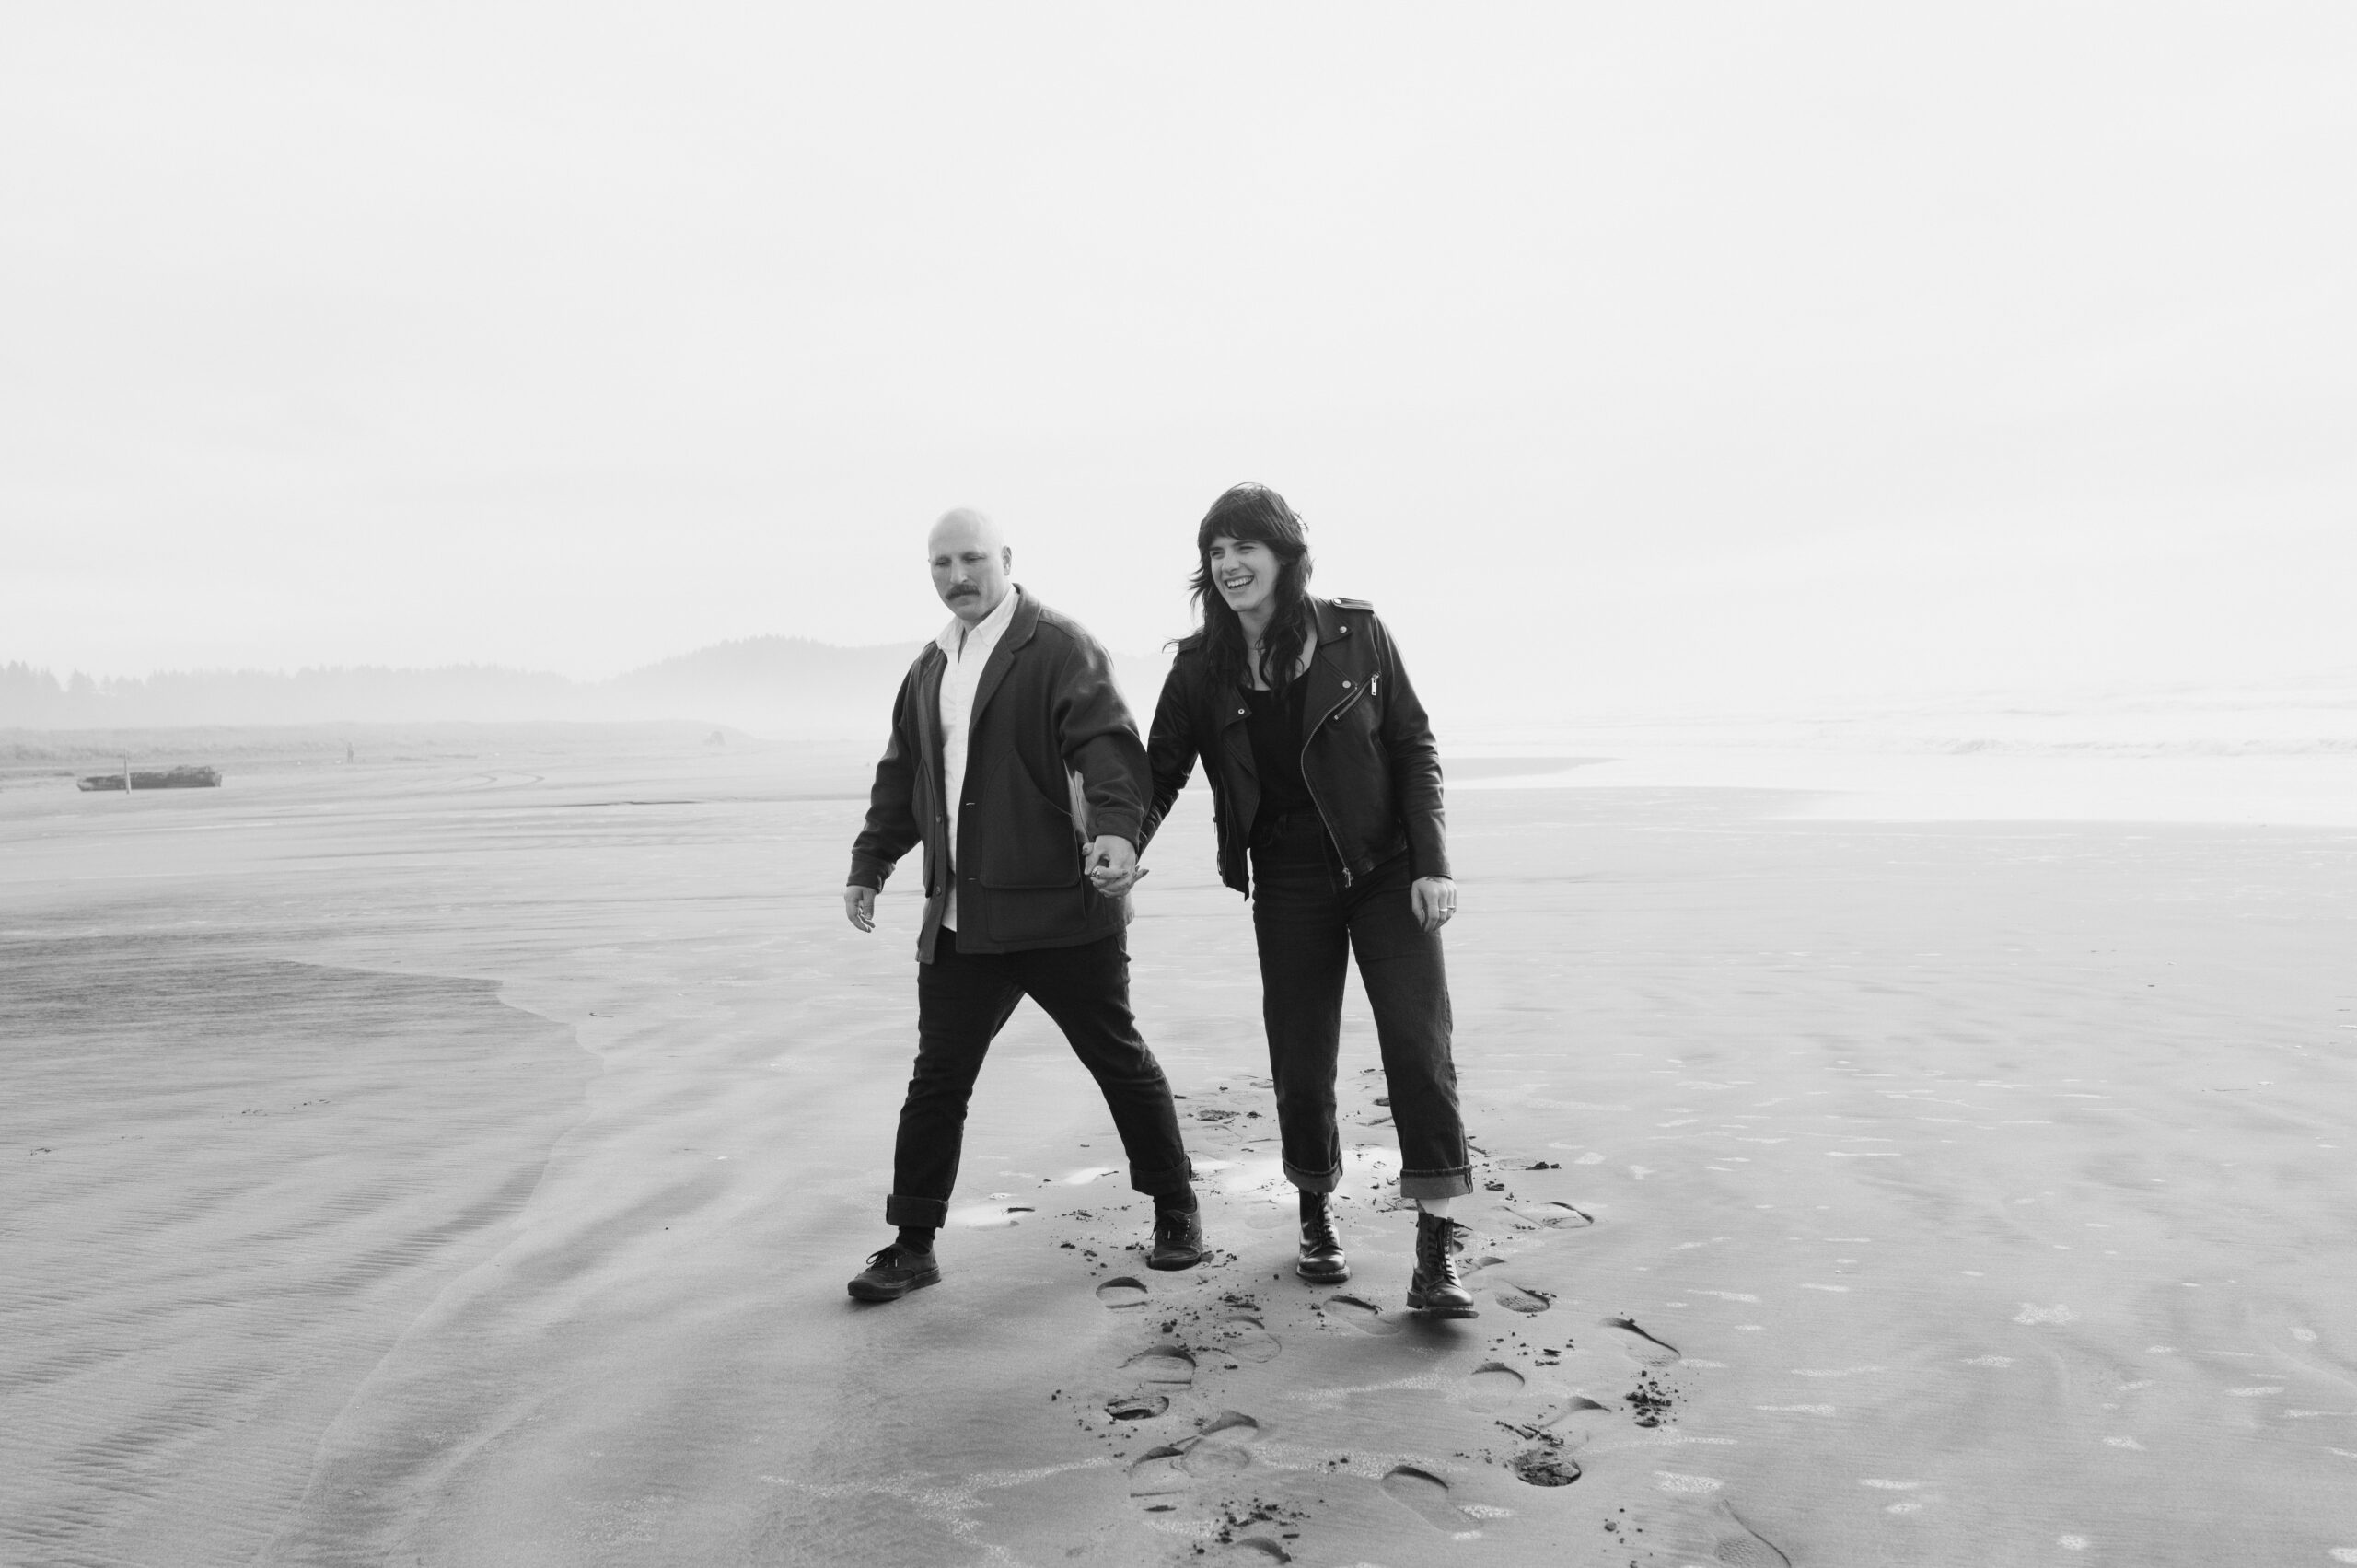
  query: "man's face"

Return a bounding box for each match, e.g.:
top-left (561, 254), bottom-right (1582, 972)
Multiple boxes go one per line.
top-left (929, 517), bottom-right (1013, 625)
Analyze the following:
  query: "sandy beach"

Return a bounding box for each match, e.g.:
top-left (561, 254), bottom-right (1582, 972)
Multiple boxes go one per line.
top-left (5, 732), bottom-right (2354, 1567)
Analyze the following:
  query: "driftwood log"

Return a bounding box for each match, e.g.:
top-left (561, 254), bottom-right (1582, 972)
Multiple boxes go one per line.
top-left (76, 766), bottom-right (223, 792)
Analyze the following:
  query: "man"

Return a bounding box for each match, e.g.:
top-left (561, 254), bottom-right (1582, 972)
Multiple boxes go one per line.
top-left (842, 507), bottom-right (1205, 1303)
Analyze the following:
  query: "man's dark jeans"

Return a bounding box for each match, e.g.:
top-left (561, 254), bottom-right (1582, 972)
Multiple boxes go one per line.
top-left (885, 927), bottom-right (1194, 1229)
top-left (1249, 813), bottom-right (1471, 1201)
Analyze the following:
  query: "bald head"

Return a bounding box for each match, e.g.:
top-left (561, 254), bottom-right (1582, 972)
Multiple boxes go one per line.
top-left (928, 507), bottom-right (1014, 626)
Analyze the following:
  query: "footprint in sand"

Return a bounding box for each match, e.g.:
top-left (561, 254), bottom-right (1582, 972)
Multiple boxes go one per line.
top-left (1202, 1542), bottom-right (1289, 1565)
top-left (1182, 1411), bottom-right (1261, 1479)
top-left (1122, 1347), bottom-right (1197, 1385)
top-left (1219, 1314), bottom-right (1282, 1363)
top-left (1706, 1499), bottom-right (1792, 1566)
top-left (1461, 1256), bottom-right (1552, 1313)
top-left (1096, 1276), bottom-right (1149, 1309)
top-left (1605, 1315), bottom-right (1682, 1366)
top-left (1540, 1394), bottom-right (1611, 1423)
top-left (1126, 1412), bottom-right (1264, 1496)
top-left (1507, 1201), bottom-right (1594, 1229)
top-left (1106, 1392), bottom-right (1168, 1420)
top-left (1128, 1446), bottom-right (1193, 1497)
top-left (1380, 1466), bottom-right (1483, 1538)
top-left (1465, 1362), bottom-right (1527, 1412)
top-left (1244, 1204), bottom-right (1297, 1231)
top-left (1531, 1395), bottom-right (1613, 1440)
top-left (1322, 1295), bottom-right (1403, 1336)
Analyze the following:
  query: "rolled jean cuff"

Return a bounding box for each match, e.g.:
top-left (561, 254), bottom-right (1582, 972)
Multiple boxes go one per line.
top-left (1129, 1156), bottom-right (1196, 1199)
top-left (1399, 1167), bottom-right (1473, 1201)
top-left (885, 1194), bottom-right (950, 1228)
top-left (1283, 1156), bottom-right (1344, 1195)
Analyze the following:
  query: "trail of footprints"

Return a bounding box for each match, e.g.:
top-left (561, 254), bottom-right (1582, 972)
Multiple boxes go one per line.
top-left (1050, 1103), bottom-right (1794, 1564)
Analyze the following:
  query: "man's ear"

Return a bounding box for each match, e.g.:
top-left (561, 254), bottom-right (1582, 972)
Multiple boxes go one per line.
top-left (1002, 548), bottom-right (1013, 571)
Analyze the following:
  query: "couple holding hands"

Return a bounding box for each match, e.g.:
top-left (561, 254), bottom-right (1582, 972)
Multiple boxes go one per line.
top-left (842, 482), bottom-right (1473, 1318)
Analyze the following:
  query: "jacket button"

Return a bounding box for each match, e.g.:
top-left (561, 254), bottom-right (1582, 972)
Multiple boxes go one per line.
top-left (1341, 679), bottom-right (1352, 687)
top-left (1237, 707), bottom-right (1247, 715)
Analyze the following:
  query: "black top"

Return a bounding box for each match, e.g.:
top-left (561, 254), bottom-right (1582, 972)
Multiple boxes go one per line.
top-left (1243, 680), bottom-right (1315, 830)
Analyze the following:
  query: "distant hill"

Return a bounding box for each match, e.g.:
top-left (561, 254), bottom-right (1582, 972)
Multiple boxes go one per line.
top-left (0, 636), bottom-right (1175, 735)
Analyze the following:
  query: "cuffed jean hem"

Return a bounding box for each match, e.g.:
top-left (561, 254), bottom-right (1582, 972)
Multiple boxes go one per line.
top-left (885, 1195), bottom-right (950, 1228)
top-left (1399, 1167), bottom-right (1474, 1201)
top-left (1283, 1156), bottom-right (1344, 1195)
top-left (1130, 1157), bottom-right (1197, 1199)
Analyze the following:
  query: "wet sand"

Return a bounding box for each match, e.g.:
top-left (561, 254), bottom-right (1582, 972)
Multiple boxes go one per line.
top-left (4, 742), bottom-right (2353, 1566)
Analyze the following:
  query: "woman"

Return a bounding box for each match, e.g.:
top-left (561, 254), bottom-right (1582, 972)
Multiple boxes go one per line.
top-left (1138, 482), bottom-right (1474, 1318)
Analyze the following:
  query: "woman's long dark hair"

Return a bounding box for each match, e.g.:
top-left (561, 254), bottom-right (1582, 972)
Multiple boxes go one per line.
top-left (1190, 482), bottom-right (1315, 694)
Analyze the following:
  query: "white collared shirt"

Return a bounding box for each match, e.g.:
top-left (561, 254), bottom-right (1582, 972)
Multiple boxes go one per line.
top-left (936, 586), bottom-right (1019, 930)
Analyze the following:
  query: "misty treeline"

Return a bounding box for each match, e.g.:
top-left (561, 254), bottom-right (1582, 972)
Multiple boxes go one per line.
top-left (1, 638), bottom-right (1171, 733)
top-left (0, 639), bottom-right (915, 732)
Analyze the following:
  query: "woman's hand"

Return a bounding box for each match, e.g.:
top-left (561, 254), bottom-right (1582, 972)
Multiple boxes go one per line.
top-left (1086, 835), bottom-right (1149, 899)
top-left (1411, 876), bottom-right (1457, 934)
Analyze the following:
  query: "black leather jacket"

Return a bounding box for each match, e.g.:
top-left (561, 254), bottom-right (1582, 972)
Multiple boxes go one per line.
top-left (1142, 596), bottom-right (1448, 894)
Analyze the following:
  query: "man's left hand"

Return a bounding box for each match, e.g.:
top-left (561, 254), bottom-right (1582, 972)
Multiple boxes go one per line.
top-left (1411, 876), bottom-right (1457, 934)
top-left (1086, 835), bottom-right (1147, 899)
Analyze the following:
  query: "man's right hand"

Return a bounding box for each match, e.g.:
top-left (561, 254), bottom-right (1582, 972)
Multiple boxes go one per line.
top-left (844, 886), bottom-right (876, 932)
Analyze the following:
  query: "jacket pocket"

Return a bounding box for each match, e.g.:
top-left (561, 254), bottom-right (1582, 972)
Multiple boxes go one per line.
top-left (972, 756), bottom-right (1086, 889)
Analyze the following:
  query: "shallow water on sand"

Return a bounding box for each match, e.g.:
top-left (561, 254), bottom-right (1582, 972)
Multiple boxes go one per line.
top-left (0, 936), bottom-right (590, 1566)
top-left (3, 745), bottom-right (2354, 1566)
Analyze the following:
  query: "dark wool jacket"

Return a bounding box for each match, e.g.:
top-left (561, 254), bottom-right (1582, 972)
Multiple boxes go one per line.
top-left (1141, 595), bottom-right (1448, 895)
top-left (848, 590), bottom-right (1147, 961)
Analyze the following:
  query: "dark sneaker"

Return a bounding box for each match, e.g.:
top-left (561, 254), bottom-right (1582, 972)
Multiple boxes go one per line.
top-left (1405, 1211), bottom-right (1476, 1318)
top-left (1297, 1194), bottom-right (1350, 1284)
top-left (847, 1243), bottom-right (941, 1302)
top-left (1147, 1207), bottom-right (1207, 1271)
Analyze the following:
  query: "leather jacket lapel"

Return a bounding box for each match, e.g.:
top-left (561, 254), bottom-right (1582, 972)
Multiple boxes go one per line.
top-left (1296, 598), bottom-right (1352, 741)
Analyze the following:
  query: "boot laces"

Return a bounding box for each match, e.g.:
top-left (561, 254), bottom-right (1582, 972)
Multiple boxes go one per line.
top-left (1416, 1215), bottom-right (1461, 1283)
top-left (1303, 1203), bottom-right (1341, 1251)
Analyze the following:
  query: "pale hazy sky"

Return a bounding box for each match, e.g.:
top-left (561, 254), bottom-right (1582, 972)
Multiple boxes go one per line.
top-left (6, 5), bottom-right (2352, 719)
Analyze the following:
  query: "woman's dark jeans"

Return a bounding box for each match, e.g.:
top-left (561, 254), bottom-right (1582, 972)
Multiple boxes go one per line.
top-left (1249, 813), bottom-right (1471, 1201)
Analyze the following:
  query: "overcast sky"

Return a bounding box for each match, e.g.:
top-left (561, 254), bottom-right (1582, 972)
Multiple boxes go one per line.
top-left (5, 4), bottom-right (2352, 719)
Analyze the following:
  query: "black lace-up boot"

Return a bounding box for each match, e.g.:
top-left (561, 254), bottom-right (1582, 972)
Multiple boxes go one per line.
top-left (1405, 1210), bottom-right (1476, 1318)
top-left (1297, 1191), bottom-right (1349, 1283)
top-left (1148, 1194), bottom-right (1207, 1270)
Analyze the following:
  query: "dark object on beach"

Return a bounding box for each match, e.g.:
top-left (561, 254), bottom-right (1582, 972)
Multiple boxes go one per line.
top-left (77, 765), bottom-right (223, 792)
top-left (1510, 1449), bottom-right (1581, 1486)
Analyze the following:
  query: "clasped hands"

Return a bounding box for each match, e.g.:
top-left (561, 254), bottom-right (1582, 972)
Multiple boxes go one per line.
top-left (843, 835), bottom-right (1146, 931)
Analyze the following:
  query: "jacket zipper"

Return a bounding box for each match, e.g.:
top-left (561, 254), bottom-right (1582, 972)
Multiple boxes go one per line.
top-left (1297, 679), bottom-right (1369, 887)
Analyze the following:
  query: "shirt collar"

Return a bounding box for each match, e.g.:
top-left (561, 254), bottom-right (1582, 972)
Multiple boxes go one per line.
top-left (936, 584), bottom-right (1020, 659)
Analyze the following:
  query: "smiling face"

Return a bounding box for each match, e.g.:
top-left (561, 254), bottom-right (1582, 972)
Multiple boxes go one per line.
top-left (927, 508), bottom-right (1012, 626)
top-left (1205, 534), bottom-right (1281, 622)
